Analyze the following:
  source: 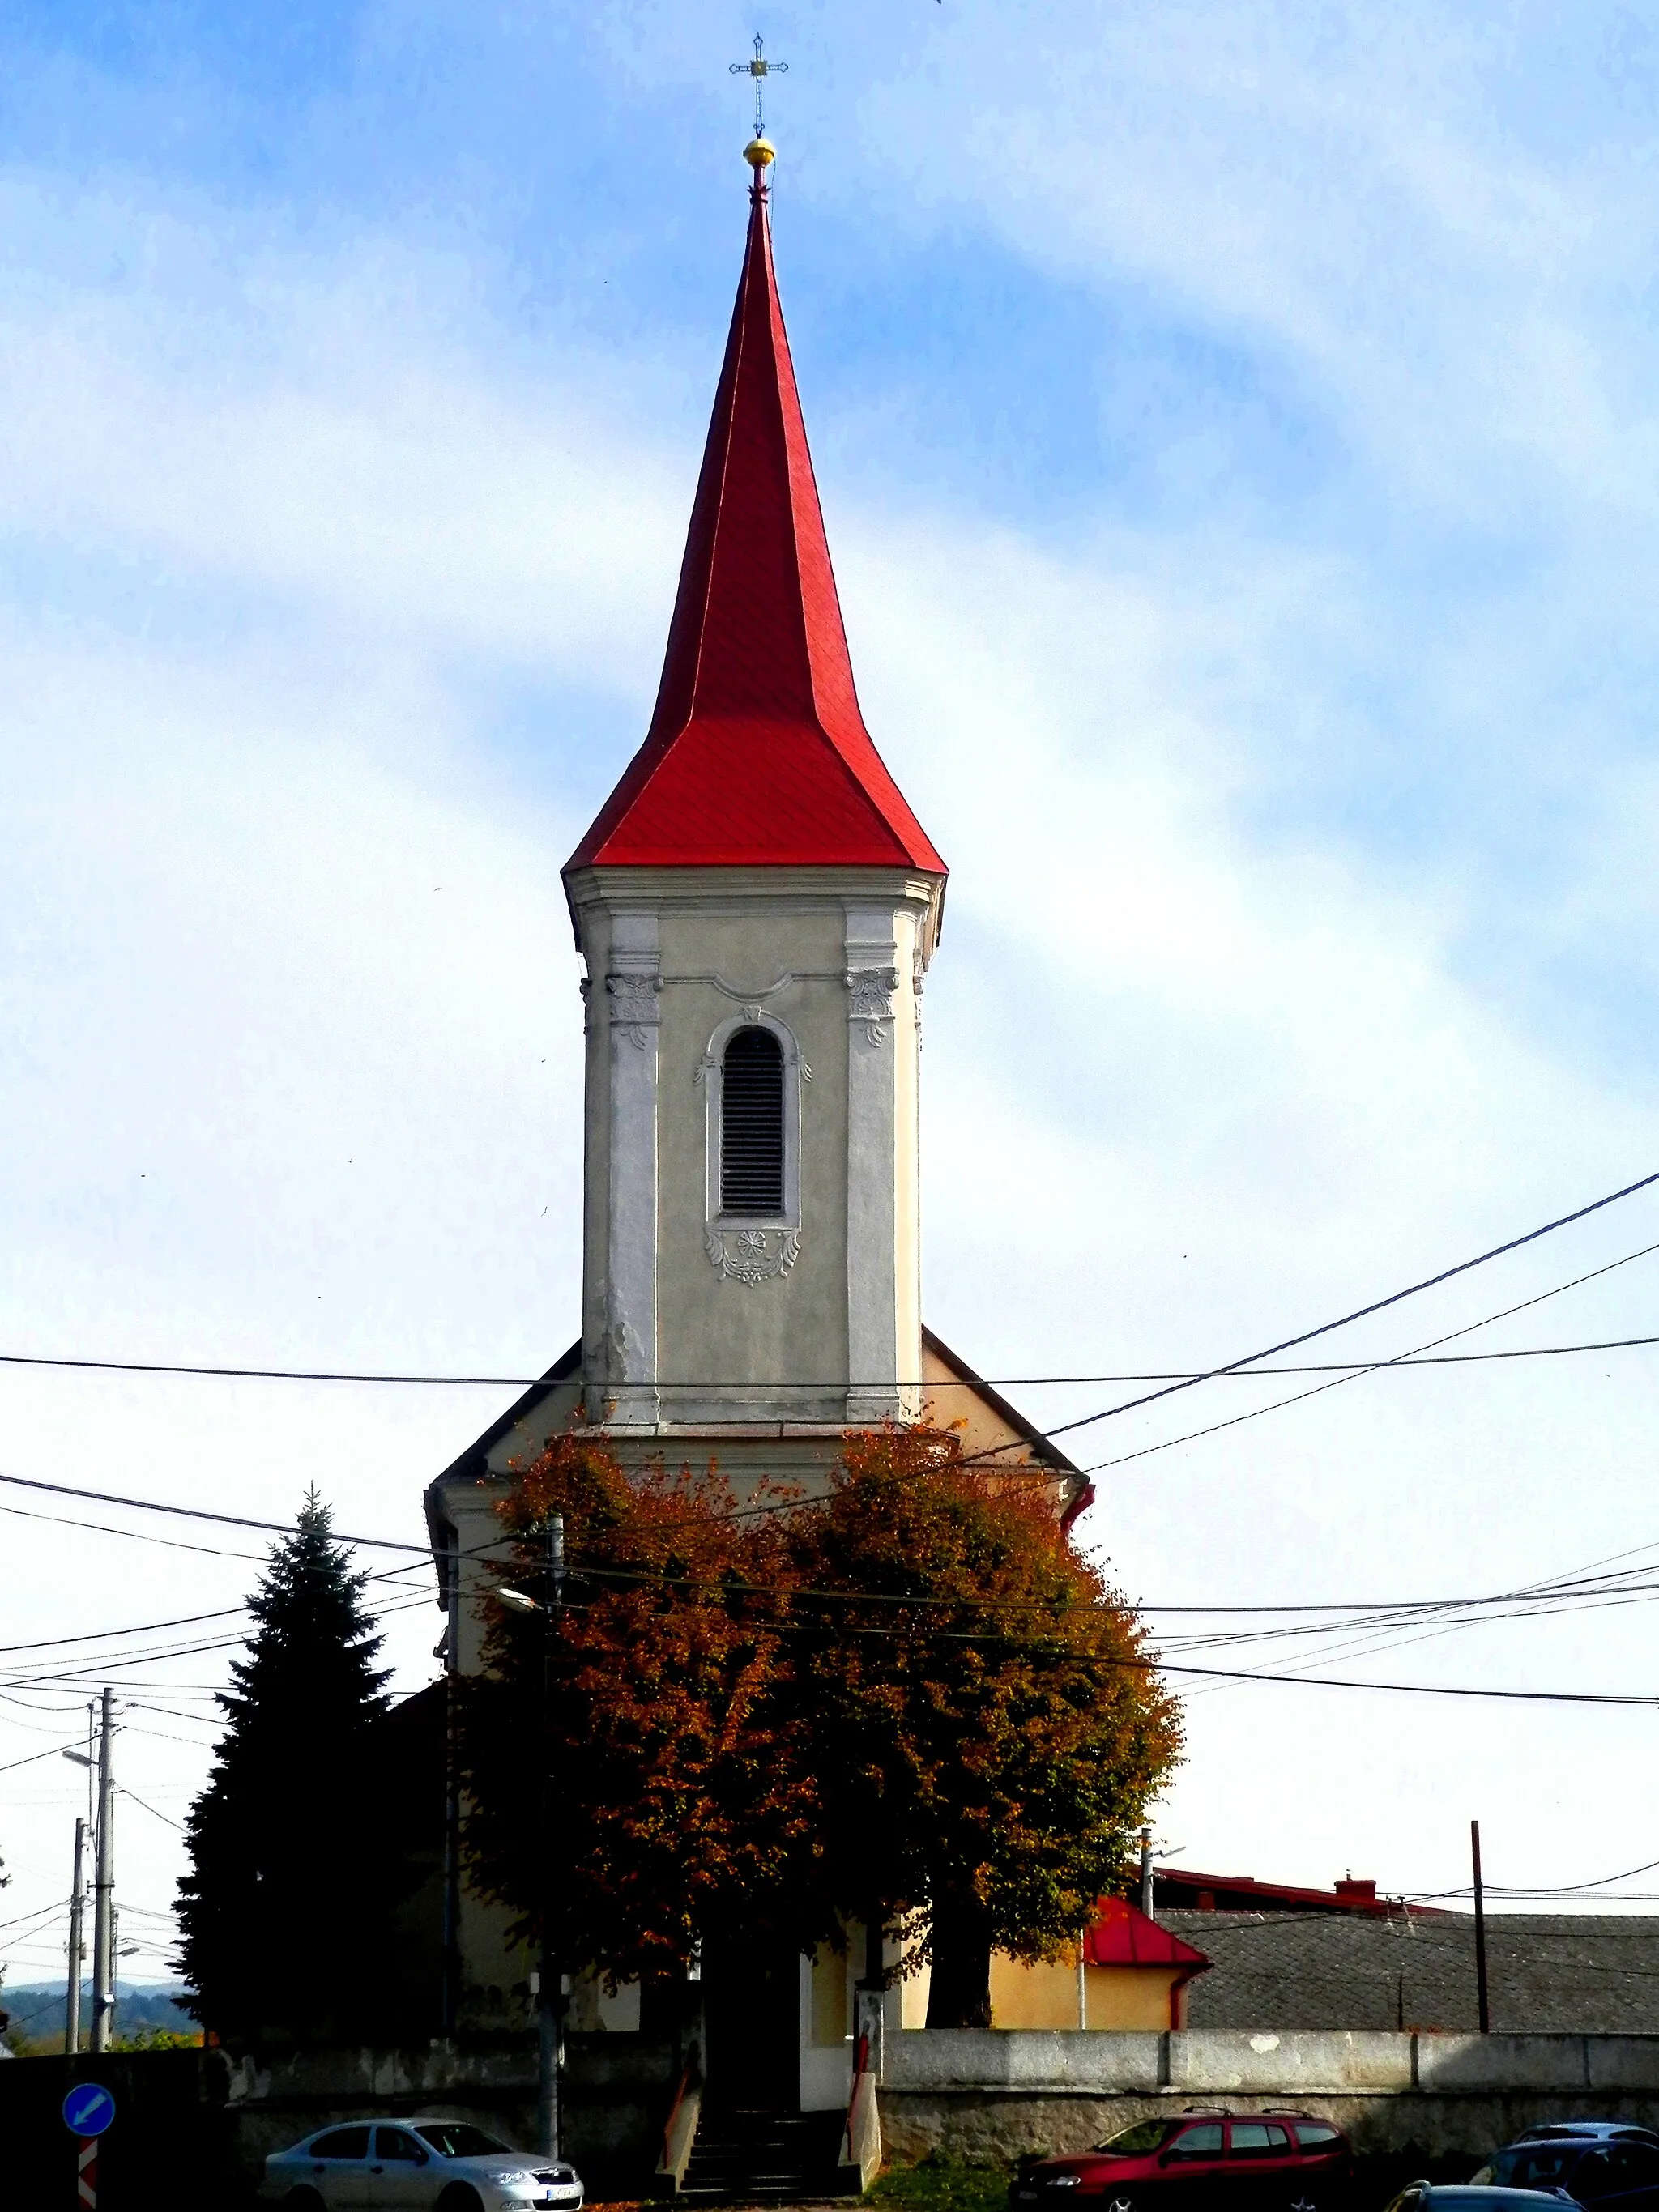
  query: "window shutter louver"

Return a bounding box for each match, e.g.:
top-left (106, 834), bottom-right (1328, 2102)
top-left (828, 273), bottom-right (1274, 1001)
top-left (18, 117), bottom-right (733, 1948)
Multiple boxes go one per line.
top-left (720, 1027), bottom-right (785, 1214)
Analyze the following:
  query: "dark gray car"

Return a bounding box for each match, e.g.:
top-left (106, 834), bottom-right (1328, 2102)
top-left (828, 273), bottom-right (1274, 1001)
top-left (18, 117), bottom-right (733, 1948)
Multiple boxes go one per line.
top-left (1471, 2129), bottom-right (1659, 2212)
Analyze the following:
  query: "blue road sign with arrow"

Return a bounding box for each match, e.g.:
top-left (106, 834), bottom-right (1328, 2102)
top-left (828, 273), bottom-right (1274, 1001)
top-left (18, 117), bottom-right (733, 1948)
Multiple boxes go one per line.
top-left (62, 2082), bottom-right (116, 2136)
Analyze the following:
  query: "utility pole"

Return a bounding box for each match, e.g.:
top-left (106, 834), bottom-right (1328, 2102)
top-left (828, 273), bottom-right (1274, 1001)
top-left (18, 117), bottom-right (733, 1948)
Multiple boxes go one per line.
top-left (1471, 1818), bottom-right (1490, 2034)
top-left (89, 1689), bottom-right (115, 2054)
top-left (440, 1536), bottom-right (462, 2040)
top-left (1140, 1827), bottom-right (1155, 1920)
top-left (536, 1515), bottom-right (566, 2162)
top-left (64, 1818), bottom-right (86, 2055)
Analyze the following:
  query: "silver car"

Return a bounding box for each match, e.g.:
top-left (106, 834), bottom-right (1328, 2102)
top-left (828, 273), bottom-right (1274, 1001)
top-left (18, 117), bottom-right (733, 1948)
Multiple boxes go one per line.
top-left (261, 2118), bottom-right (584, 2212)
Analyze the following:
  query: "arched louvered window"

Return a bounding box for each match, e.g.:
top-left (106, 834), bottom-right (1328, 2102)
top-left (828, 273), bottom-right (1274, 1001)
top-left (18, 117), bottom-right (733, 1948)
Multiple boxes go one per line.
top-left (720, 1025), bottom-right (785, 1215)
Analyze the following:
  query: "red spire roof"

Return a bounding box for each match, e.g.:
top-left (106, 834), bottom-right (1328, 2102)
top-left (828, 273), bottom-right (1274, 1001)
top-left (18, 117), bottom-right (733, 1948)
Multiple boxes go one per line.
top-left (565, 178), bottom-right (945, 876)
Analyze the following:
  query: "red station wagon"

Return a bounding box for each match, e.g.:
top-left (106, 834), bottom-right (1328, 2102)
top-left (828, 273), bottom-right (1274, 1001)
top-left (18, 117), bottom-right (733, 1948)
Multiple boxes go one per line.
top-left (1012, 2112), bottom-right (1355, 2212)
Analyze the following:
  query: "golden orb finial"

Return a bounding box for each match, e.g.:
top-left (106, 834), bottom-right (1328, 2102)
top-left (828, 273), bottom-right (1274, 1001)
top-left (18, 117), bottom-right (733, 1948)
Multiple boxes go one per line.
top-left (744, 135), bottom-right (775, 170)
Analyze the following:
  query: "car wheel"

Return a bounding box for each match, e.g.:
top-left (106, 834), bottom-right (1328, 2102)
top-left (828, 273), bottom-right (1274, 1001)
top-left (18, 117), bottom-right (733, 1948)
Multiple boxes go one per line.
top-left (1106, 2196), bottom-right (1138, 2212)
top-left (284, 2193), bottom-right (326, 2211)
top-left (1286, 2194), bottom-right (1321, 2212)
top-left (437, 2187), bottom-right (485, 2212)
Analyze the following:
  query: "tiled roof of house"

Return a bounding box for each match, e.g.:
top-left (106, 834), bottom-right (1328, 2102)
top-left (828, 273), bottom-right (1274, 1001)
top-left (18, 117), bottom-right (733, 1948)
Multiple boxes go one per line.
top-left (1154, 1867), bottom-right (1411, 1916)
top-left (565, 176), bottom-right (945, 879)
top-left (1164, 1909), bottom-right (1659, 2033)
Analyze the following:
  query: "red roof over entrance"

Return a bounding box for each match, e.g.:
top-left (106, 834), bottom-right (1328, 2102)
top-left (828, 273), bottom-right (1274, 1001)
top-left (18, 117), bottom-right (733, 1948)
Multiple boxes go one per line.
top-left (565, 178), bottom-right (946, 876)
top-left (1084, 1897), bottom-right (1211, 1971)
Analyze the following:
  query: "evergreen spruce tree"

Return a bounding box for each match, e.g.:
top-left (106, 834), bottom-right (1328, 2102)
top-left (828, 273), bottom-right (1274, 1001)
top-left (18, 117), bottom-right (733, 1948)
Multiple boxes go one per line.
top-left (174, 1488), bottom-right (390, 2043)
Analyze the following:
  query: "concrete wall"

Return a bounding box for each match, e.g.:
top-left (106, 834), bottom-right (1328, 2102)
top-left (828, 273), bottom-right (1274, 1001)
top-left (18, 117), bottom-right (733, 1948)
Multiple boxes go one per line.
top-left (223, 2035), bottom-right (683, 2191)
top-left (878, 2029), bottom-right (1659, 2166)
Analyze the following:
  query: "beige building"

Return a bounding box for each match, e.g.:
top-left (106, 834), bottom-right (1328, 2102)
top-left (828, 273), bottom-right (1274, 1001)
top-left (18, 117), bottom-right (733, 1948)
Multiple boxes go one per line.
top-left (424, 149), bottom-right (1094, 2117)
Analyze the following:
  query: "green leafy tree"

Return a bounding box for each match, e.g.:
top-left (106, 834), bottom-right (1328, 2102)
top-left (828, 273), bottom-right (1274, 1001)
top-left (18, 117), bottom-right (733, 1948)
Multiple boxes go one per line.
top-left (786, 1424), bottom-right (1183, 2028)
top-left (174, 1489), bottom-right (392, 2042)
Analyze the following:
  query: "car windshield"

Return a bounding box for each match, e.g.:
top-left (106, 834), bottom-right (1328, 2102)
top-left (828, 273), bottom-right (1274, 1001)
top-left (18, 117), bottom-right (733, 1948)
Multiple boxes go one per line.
top-left (413, 2124), bottom-right (514, 2159)
top-left (1493, 2150), bottom-right (1580, 2189)
top-left (1093, 2122), bottom-right (1185, 2157)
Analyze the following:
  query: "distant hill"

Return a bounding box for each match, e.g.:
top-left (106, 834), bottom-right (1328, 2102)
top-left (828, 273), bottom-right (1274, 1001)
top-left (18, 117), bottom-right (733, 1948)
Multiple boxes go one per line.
top-left (2, 1982), bottom-right (197, 2048)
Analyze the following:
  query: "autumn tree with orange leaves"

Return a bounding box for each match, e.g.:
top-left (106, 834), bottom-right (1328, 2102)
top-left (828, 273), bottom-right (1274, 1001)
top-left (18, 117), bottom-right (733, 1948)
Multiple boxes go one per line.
top-left (459, 1434), bottom-right (812, 1985)
top-left (783, 1424), bottom-right (1182, 2027)
top-left (458, 1423), bottom-right (1179, 2027)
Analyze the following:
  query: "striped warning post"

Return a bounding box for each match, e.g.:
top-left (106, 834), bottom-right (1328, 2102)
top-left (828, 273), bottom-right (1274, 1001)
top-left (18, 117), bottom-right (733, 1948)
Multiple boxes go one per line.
top-left (78, 2134), bottom-right (97, 2208)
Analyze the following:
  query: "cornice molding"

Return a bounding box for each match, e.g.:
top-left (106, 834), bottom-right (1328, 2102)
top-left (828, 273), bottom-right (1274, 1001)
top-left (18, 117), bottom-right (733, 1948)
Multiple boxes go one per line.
top-left (565, 863), bottom-right (945, 964)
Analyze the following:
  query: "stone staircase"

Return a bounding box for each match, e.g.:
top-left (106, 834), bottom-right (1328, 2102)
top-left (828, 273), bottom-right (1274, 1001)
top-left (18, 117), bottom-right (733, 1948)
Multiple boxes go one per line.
top-left (676, 2105), bottom-right (853, 2203)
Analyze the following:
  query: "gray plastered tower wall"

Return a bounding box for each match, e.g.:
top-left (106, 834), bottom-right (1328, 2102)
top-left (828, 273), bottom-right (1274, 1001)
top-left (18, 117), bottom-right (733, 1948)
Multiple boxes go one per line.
top-left (568, 863), bottom-right (940, 1436)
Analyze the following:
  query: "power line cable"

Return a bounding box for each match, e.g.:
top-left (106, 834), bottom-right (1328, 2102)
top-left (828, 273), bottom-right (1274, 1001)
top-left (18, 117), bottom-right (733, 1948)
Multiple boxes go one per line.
top-left (1080, 1236), bottom-right (1659, 1478)
top-left (980, 1170), bottom-right (1659, 1459)
top-left (686, 1609), bottom-right (1659, 1700)
top-left (1416, 1855), bottom-right (1659, 1899)
top-left (478, 1554), bottom-right (1659, 1702)
top-left (15, 1329), bottom-right (1659, 1392)
top-left (0, 1737), bottom-right (91, 1778)
top-left (115, 1784), bottom-right (184, 1833)
top-left (0, 1469), bottom-right (427, 1554)
top-left (0, 1595), bottom-right (436, 1692)
top-left (0, 1187), bottom-right (1655, 1407)
top-left (5, 1179), bottom-right (1658, 1564)
top-left (533, 1546), bottom-right (1659, 1634)
top-left (0, 1605), bottom-right (248, 1656)
top-left (0, 1895), bottom-right (71, 1937)
top-left (0, 1498), bottom-right (272, 1564)
top-left (699, 1225), bottom-right (1659, 1516)
top-left (6, 1452), bottom-right (1644, 1659)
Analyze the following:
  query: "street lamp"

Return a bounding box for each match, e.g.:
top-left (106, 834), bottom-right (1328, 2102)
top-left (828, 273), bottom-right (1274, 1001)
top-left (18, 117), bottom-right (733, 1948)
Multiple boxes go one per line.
top-left (500, 1518), bottom-right (567, 2160)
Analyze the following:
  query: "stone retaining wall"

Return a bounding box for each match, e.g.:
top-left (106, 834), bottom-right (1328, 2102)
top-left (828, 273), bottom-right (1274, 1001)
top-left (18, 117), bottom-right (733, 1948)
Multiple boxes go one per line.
top-left (878, 2031), bottom-right (1659, 2166)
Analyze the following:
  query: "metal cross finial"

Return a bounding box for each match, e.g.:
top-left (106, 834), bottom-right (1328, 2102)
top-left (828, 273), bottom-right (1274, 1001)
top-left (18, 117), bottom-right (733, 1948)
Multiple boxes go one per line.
top-left (731, 32), bottom-right (787, 139)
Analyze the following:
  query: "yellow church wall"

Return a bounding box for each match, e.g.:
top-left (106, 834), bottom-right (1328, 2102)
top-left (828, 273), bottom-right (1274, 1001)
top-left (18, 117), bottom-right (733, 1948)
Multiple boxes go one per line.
top-left (1083, 1963), bottom-right (1185, 2030)
top-left (980, 1951), bottom-right (1188, 2031)
top-left (989, 1950), bottom-right (1082, 2030)
top-left (919, 1336), bottom-right (1085, 1522)
top-left (809, 1941), bottom-right (851, 2046)
top-left (921, 1343), bottom-right (1033, 1468)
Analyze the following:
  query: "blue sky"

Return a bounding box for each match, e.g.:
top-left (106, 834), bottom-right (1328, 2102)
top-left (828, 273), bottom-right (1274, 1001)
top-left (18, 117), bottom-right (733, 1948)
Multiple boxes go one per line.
top-left (7, 0), bottom-right (1659, 1988)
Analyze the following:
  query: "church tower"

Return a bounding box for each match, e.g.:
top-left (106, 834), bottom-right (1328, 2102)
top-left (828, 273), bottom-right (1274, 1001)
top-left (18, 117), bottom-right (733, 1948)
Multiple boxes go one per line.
top-left (562, 145), bottom-right (947, 1440)
top-left (426, 142), bottom-right (1088, 2052)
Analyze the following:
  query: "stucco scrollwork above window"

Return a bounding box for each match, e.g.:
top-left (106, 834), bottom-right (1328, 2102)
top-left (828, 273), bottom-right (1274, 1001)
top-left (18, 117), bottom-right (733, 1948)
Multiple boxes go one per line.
top-left (846, 966), bottom-right (899, 1047)
top-left (700, 1011), bottom-right (804, 1287)
top-left (606, 972), bottom-right (661, 1049)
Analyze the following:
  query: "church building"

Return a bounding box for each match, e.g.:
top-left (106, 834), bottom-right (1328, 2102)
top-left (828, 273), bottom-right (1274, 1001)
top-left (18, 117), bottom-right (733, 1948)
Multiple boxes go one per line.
top-left (424, 135), bottom-right (1094, 2117)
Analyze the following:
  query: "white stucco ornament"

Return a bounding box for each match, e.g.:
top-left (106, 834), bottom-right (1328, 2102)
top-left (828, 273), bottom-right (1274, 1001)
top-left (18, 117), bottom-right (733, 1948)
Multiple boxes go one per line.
top-left (607, 972), bottom-right (662, 1048)
top-left (705, 1224), bottom-right (803, 1285)
top-left (846, 965), bottom-right (898, 1046)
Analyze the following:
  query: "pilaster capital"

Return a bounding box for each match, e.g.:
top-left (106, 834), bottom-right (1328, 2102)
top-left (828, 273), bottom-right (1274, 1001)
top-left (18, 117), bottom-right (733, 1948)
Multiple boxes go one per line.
top-left (606, 971), bottom-right (662, 1047)
top-left (845, 966), bottom-right (899, 1047)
